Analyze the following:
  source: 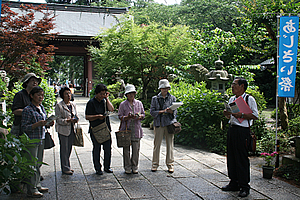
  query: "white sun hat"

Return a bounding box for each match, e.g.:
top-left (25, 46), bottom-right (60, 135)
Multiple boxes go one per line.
top-left (124, 84), bottom-right (136, 95)
top-left (158, 79), bottom-right (171, 89)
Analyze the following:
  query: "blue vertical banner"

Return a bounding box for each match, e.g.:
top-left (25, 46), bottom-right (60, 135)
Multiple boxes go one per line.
top-left (0, 0), bottom-right (2, 21)
top-left (278, 16), bottom-right (299, 97)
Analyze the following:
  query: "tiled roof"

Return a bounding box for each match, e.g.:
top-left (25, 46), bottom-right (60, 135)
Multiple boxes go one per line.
top-left (4, 1), bottom-right (129, 38)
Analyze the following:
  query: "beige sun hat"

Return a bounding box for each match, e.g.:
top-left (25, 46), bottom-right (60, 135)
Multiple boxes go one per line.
top-left (158, 79), bottom-right (171, 89)
top-left (124, 84), bottom-right (136, 95)
top-left (21, 73), bottom-right (42, 88)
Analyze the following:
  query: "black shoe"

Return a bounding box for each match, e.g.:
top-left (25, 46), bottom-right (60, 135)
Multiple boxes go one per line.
top-left (221, 184), bottom-right (240, 191)
top-left (96, 170), bottom-right (103, 175)
top-left (238, 189), bottom-right (249, 197)
top-left (104, 168), bottom-right (113, 173)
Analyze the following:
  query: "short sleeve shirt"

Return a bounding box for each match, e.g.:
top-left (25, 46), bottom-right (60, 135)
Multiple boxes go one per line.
top-left (12, 89), bottom-right (31, 126)
top-left (228, 93), bottom-right (259, 127)
top-left (85, 97), bottom-right (111, 132)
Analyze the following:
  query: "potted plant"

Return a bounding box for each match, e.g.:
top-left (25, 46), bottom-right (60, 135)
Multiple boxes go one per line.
top-left (260, 151), bottom-right (278, 179)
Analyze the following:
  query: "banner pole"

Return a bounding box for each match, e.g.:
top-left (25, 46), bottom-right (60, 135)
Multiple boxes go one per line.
top-left (275, 15), bottom-right (280, 168)
top-left (275, 15), bottom-right (280, 153)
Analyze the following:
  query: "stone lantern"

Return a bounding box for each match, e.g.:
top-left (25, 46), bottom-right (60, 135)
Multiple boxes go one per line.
top-left (205, 59), bottom-right (233, 93)
top-left (115, 70), bottom-right (125, 98)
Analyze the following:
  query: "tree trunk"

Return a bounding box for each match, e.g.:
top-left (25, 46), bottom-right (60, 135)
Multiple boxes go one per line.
top-left (278, 97), bottom-right (288, 130)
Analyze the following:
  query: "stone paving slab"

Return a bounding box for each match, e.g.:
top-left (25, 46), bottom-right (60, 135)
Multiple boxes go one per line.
top-left (1, 97), bottom-right (300, 200)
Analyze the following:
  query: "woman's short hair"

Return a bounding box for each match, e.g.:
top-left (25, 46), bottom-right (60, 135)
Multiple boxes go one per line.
top-left (29, 86), bottom-right (44, 100)
top-left (59, 87), bottom-right (71, 99)
top-left (95, 84), bottom-right (108, 94)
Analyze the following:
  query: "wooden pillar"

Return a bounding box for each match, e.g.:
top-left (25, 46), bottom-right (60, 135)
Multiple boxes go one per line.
top-left (87, 55), bottom-right (93, 97)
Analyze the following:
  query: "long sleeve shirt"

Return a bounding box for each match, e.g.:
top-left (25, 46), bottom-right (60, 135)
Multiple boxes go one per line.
top-left (21, 103), bottom-right (46, 144)
top-left (118, 99), bottom-right (145, 139)
top-left (150, 92), bottom-right (178, 127)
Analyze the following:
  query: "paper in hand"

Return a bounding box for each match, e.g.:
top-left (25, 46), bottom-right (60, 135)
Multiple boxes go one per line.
top-left (46, 115), bottom-right (57, 126)
top-left (224, 102), bottom-right (240, 113)
top-left (169, 102), bottom-right (183, 110)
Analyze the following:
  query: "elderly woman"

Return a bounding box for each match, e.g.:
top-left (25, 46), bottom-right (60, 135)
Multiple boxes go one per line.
top-left (22, 86), bottom-right (53, 198)
top-left (118, 84), bottom-right (145, 174)
top-left (150, 79), bottom-right (178, 173)
top-left (55, 87), bottom-right (78, 175)
top-left (85, 84), bottom-right (114, 175)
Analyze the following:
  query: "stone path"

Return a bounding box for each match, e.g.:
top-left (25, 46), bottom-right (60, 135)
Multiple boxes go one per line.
top-left (1, 97), bottom-right (300, 200)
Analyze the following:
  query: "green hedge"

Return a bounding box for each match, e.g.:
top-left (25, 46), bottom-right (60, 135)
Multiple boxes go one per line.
top-left (170, 81), bottom-right (267, 153)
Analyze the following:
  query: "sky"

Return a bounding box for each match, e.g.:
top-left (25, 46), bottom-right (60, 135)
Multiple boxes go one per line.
top-left (154, 0), bottom-right (180, 5)
top-left (9, 0), bottom-right (181, 5)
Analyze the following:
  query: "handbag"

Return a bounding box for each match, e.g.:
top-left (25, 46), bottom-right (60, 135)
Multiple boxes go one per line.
top-left (73, 124), bottom-right (84, 147)
top-left (247, 120), bottom-right (257, 153)
top-left (167, 122), bottom-right (182, 134)
top-left (44, 130), bottom-right (55, 149)
top-left (91, 122), bottom-right (111, 144)
top-left (115, 120), bottom-right (131, 148)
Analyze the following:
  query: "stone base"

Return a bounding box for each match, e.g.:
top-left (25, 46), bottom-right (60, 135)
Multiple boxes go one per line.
top-left (282, 155), bottom-right (300, 168)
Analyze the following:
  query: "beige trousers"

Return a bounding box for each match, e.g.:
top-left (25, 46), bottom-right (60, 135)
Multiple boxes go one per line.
top-left (152, 126), bottom-right (174, 168)
top-left (123, 140), bottom-right (140, 171)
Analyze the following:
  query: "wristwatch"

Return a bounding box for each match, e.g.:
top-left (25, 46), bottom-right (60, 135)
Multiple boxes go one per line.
top-left (241, 113), bottom-right (244, 118)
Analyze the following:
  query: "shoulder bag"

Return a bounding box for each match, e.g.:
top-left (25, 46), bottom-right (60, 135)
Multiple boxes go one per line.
top-left (167, 122), bottom-right (182, 134)
top-left (91, 101), bottom-right (111, 144)
top-left (91, 122), bottom-right (111, 144)
top-left (246, 94), bottom-right (257, 153)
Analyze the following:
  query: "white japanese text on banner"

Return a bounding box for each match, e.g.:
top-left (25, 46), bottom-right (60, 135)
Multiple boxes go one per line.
top-left (278, 16), bottom-right (299, 97)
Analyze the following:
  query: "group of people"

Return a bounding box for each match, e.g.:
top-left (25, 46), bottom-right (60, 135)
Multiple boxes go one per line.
top-left (11, 74), bottom-right (79, 197)
top-left (85, 79), bottom-right (178, 175)
top-left (11, 72), bottom-right (257, 198)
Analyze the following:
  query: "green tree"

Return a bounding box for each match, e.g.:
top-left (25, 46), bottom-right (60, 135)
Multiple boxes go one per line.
top-left (189, 26), bottom-right (247, 69)
top-left (47, 56), bottom-right (84, 86)
top-left (89, 17), bottom-right (192, 99)
top-left (132, 1), bottom-right (182, 26)
top-left (179, 0), bottom-right (242, 31)
top-left (238, 0), bottom-right (300, 129)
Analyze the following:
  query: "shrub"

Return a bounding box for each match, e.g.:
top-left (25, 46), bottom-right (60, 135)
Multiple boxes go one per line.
top-left (170, 82), bottom-right (225, 150)
top-left (170, 81), bottom-right (268, 153)
top-left (274, 164), bottom-right (300, 184)
top-left (111, 97), bottom-right (126, 111)
top-left (257, 129), bottom-right (291, 154)
top-left (1, 79), bottom-right (56, 127)
top-left (286, 116), bottom-right (300, 137)
top-left (0, 133), bottom-right (42, 194)
top-left (141, 110), bottom-right (153, 127)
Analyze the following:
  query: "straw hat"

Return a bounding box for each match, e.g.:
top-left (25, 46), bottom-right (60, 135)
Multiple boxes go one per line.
top-left (124, 84), bottom-right (136, 95)
top-left (158, 79), bottom-right (171, 89)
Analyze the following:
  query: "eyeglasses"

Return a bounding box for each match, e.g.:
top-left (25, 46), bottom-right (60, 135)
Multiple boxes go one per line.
top-left (231, 83), bottom-right (239, 86)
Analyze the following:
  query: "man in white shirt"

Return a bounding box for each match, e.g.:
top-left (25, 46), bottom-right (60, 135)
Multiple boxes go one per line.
top-left (222, 77), bottom-right (258, 198)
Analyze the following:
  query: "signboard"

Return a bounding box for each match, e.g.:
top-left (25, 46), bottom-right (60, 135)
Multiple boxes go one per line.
top-left (278, 16), bottom-right (299, 97)
top-left (0, 0), bottom-right (2, 20)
